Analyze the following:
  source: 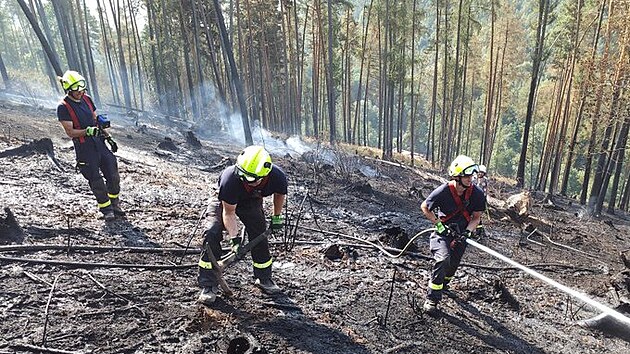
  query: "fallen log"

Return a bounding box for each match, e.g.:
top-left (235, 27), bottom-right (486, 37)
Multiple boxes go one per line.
top-left (9, 343), bottom-right (80, 354)
top-left (0, 244), bottom-right (201, 254)
top-left (0, 256), bottom-right (196, 269)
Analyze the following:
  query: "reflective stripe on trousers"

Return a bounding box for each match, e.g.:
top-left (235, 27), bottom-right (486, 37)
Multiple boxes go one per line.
top-left (427, 231), bottom-right (466, 301)
top-left (253, 257), bottom-right (273, 269)
top-left (198, 259), bottom-right (212, 270)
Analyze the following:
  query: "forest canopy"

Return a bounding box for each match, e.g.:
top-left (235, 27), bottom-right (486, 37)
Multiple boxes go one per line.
top-left (2, 0), bottom-right (630, 215)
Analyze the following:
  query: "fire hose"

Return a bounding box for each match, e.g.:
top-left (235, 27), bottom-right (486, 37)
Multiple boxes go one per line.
top-left (464, 237), bottom-right (630, 327)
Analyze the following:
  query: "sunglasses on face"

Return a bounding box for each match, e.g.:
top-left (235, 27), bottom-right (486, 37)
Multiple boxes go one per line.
top-left (68, 80), bottom-right (87, 92)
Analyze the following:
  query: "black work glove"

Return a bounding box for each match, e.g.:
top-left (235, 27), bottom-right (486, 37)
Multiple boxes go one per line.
top-left (449, 237), bottom-right (462, 250)
top-left (450, 230), bottom-right (471, 250)
top-left (106, 136), bottom-right (118, 153)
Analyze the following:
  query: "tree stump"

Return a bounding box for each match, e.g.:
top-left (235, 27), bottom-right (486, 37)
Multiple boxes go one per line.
top-left (0, 207), bottom-right (24, 244)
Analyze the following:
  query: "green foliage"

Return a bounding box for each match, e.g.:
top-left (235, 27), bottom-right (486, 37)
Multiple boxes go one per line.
top-left (3, 0), bottom-right (628, 206)
top-left (565, 167), bottom-right (584, 198)
top-left (492, 112), bottom-right (522, 177)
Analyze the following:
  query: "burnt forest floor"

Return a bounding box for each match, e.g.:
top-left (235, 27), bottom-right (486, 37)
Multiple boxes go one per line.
top-left (1, 99), bottom-right (630, 354)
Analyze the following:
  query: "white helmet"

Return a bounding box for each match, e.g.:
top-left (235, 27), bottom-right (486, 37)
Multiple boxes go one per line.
top-left (478, 165), bottom-right (487, 174)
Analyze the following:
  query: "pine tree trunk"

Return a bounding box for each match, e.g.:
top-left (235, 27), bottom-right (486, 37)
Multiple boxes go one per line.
top-left (537, 76), bottom-right (564, 191)
top-left (146, 0), bottom-right (164, 111)
top-left (598, 25), bottom-right (629, 214)
top-left (178, 2), bottom-right (199, 120)
top-left (449, 0), bottom-right (463, 160)
top-left (241, 0), bottom-right (259, 124)
top-left (619, 170), bottom-right (630, 211)
top-left (16, 0), bottom-right (62, 75)
top-left (97, 0), bottom-right (121, 104)
top-left (607, 113), bottom-right (630, 214)
top-left (212, 0), bottom-right (253, 145)
top-left (548, 63), bottom-right (574, 197)
top-left (588, 0), bottom-right (618, 214)
top-left (410, 0), bottom-right (417, 165)
top-left (439, 0), bottom-right (449, 166)
top-left (108, 0), bottom-right (132, 109)
top-left (35, 0), bottom-right (62, 89)
top-left (199, 2), bottom-right (228, 105)
top-left (127, 0), bottom-right (145, 110)
top-left (69, 0), bottom-right (87, 75)
top-left (52, 0), bottom-right (79, 70)
top-left (0, 51), bottom-right (9, 87)
top-left (562, 0), bottom-right (603, 197)
top-left (325, 0), bottom-right (336, 144)
top-left (362, 54), bottom-right (371, 146)
top-left (311, 3), bottom-right (320, 137)
top-left (345, 8), bottom-right (352, 142)
top-left (580, 10), bottom-right (612, 205)
top-left (79, 0), bottom-right (100, 105)
top-left (486, 25), bottom-right (508, 167)
top-left (456, 5), bottom-right (471, 157)
top-left (427, 3), bottom-right (440, 164)
top-left (190, 0), bottom-right (206, 111)
top-left (481, 0), bottom-right (495, 165)
top-left (516, 0), bottom-right (550, 187)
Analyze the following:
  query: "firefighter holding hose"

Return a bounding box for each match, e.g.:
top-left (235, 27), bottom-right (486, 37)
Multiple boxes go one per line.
top-left (420, 155), bottom-right (486, 314)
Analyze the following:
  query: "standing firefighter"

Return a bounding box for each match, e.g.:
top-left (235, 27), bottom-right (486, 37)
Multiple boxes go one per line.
top-left (198, 145), bottom-right (287, 305)
top-left (473, 164), bottom-right (489, 194)
top-left (57, 70), bottom-right (123, 221)
top-left (420, 155), bottom-right (486, 314)
top-left (473, 164), bottom-right (489, 237)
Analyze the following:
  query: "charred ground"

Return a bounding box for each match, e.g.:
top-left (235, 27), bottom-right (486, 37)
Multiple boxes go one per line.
top-left (1, 101), bottom-right (629, 354)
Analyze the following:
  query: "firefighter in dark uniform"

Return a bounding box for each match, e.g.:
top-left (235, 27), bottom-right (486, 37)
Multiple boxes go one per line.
top-left (420, 155), bottom-right (486, 314)
top-left (198, 145), bottom-right (287, 305)
top-left (473, 164), bottom-right (489, 238)
top-left (57, 70), bottom-right (123, 221)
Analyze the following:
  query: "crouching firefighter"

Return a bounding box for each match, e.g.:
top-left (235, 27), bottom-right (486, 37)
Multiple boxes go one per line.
top-left (57, 70), bottom-right (124, 221)
top-left (197, 145), bottom-right (287, 305)
top-left (420, 155), bottom-right (486, 314)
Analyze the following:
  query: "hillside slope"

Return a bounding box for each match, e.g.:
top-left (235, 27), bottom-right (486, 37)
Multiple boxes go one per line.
top-left (1, 101), bottom-right (629, 353)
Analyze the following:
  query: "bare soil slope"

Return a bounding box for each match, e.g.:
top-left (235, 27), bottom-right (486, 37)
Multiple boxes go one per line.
top-left (1, 101), bottom-right (629, 354)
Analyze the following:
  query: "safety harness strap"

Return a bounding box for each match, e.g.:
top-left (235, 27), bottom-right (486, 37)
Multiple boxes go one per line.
top-left (441, 180), bottom-right (473, 223)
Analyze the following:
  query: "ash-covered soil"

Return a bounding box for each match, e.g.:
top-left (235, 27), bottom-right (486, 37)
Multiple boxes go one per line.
top-left (1, 100), bottom-right (629, 354)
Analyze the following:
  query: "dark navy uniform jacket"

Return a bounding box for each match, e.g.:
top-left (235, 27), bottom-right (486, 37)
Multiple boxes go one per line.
top-left (424, 183), bottom-right (486, 232)
top-left (218, 165), bottom-right (288, 205)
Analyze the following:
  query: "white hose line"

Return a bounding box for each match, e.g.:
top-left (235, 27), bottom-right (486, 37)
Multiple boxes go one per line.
top-left (466, 238), bottom-right (630, 326)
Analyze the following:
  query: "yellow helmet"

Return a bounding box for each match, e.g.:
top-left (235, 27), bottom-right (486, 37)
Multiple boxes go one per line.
top-left (448, 155), bottom-right (478, 177)
top-left (236, 146), bottom-right (272, 182)
top-left (60, 70), bottom-right (86, 92)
